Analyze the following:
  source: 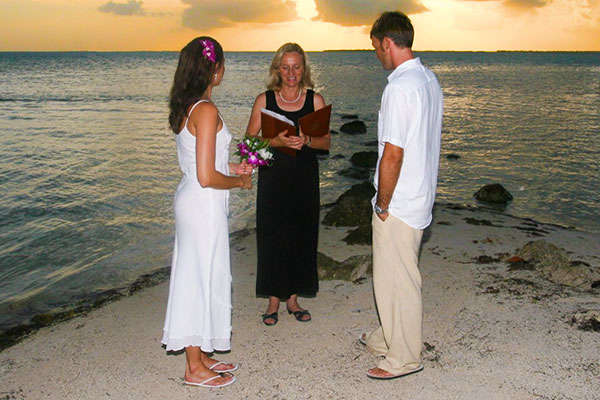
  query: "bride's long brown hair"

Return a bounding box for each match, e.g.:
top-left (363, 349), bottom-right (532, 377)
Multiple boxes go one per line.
top-left (168, 36), bottom-right (224, 134)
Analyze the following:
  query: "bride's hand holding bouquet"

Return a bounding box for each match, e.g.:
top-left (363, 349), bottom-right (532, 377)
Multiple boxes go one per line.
top-left (228, 159), bottom-right (253, 189)
top-left (229, 160), bottom-right (253, 175)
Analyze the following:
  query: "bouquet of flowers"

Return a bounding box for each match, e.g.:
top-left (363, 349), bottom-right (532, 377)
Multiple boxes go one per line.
top-left (236, 135), bottom-right (274, 166)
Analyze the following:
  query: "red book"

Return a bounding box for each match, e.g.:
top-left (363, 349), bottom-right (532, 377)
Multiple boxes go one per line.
top-left (260, 110), bottom-right (296, 156)
top-left (260, 105), bottom-right (332, 156)
top-left (299, 104), bottom-right (332, 138)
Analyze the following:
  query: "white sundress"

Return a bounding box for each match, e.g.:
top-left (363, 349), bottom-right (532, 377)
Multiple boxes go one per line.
top-left (162, 100), bottom-right (233, 352)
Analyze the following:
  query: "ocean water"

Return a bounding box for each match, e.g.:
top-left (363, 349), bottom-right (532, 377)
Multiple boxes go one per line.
top-left (0, 51), bottom-right (598, 334)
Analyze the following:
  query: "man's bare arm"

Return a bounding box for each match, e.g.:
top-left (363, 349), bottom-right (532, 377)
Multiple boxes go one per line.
top-left (375, 142), bottom-right (404, 220)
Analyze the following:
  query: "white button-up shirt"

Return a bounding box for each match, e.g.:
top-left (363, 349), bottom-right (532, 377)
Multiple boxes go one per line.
top-left (372, 57), bottom-right (443, 229)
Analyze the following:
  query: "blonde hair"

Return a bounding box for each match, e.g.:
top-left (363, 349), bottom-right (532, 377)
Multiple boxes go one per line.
top-left (266, 43), bottom-right (314, 91)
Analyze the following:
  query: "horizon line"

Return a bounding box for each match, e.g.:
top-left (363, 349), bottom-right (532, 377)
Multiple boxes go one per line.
top-left (1, 49), bottom-right (599, 53)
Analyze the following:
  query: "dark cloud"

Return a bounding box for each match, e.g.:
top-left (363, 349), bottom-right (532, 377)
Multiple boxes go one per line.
top-left (181, 0), bottom-right (298, 30)
top-left (312, 0), bottom-right (429, 26)
top-left (505, 0), bottom-right (552, 8)
top-left (463, 0), bottom-right (553, 10)
top-left (98, 0), bottom-right (146, 16)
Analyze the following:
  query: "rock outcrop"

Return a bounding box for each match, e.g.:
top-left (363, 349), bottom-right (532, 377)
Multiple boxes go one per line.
top-left (517, 240), bottom-right (598, 288)
top-left (340, 120), bottom-right (366, 134)
top-left (317, 253), bottom-right (372, 283)
top-left (474, 183), bottom-right (513, 204)
top-left (322, 181), bottom-right (374, 227)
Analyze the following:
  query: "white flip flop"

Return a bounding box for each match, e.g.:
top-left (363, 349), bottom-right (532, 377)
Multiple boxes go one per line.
top-left (183, 374), bottom-right (236, 388)
top-left (208, 361), bottom-right (238, 373)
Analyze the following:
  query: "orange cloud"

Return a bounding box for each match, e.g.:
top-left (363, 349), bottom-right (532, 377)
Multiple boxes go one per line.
top-left (181, 0), bottom-right (298, 30)
top-left (98, 0), bottom-right (146, 16)
top-left (312, 0), bottom-right (429, 26)
top-left (505, 0), bottom-right (552, 8)
top-left (463, 0), bottom-right (553, 11)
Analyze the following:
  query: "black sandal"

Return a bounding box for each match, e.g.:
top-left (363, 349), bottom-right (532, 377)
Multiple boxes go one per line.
top-left (262, 312), bottom-right (278, 326)
top-left (287, 308), bottom-right (311, 322)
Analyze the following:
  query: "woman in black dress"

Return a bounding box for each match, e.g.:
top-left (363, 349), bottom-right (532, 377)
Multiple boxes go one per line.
top-left (246, 43), bottom-right (330, 325)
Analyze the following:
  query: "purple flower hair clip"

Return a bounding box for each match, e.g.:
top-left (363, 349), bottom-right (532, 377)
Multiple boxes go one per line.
top-left (199, 39), bottom-right (216, 63)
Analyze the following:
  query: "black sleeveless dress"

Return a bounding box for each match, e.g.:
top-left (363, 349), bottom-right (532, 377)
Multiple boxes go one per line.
top-left (255, 89), bottom-right (319, 299)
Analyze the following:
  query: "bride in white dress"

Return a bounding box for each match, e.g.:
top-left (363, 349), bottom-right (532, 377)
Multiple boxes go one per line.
top-left (162, 36), bottom-right (252, 389)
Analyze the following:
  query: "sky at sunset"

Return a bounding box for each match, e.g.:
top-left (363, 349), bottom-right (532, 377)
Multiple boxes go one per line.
top-left (1, 0), bottom-right (599, 52)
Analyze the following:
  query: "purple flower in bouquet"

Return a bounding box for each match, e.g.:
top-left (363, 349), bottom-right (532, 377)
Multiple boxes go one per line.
top-left (248, 152), bottom-right (259, 165)
top-left (235, 136), bottom-right (273, 167)
top-left (236, 142), bottom-right (249, 156)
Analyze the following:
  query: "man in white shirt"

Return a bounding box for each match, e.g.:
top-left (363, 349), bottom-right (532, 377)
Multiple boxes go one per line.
top-left (362, 11), bottom-right (443, 379)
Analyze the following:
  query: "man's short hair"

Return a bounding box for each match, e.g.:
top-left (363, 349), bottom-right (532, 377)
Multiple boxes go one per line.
top-left (370, 11), bottom-right (414, 49)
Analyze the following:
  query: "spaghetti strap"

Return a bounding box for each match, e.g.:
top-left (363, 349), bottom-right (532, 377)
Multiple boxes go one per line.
top-left (185, 99), bottom-right (210, 131)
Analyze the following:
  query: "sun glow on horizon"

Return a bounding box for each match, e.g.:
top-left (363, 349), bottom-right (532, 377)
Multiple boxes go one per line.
top-left (0, 0), bottom-right (598, 52)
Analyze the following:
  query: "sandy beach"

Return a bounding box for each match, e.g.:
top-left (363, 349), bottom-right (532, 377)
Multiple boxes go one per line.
top-left (1, 203), bottom-right (598, 399)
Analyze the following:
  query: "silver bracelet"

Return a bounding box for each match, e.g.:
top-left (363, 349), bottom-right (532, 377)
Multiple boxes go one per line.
top-left (374, 204), bottom-right (388, 214)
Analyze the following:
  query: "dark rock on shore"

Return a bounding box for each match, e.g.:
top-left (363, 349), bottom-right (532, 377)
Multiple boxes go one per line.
top-left (318, 253), bottom-right (372, 283)
top-left (323, 182), bottom-right (375, 247)
top-left (474, 183), bottom-right (513, 204)
top-left (322, 181), bottom-right (375, 227)
top-left (447, 153), bottom-right (461, 160)
top-left (516, 240), bottom-right (598, 288)
top-left (364, 140), bottom-right (379, 147)
top-left (316, 252), bottom-right (339, 273)
top-left (341, 114), bottom-right (359, 120)
top-left (340, 120), bottom-right (367, 134)
top-left (350, 151), bottom-right (378, 169)
top-left (343, 225), bottom-right (372, 245)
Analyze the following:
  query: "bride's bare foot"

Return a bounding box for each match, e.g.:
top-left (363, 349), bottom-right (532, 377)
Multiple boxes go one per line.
top-left (184, 368), bottom-right (235, 388)
top-left (183, 346), bottom-right (236, 388)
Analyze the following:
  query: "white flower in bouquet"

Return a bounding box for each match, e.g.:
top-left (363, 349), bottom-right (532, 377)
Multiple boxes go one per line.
top-left (258, 148), bottom-right (274, 161)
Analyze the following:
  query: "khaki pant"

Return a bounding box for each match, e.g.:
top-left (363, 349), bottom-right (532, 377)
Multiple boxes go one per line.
top-left (366, 213), bottom-right (423, 374)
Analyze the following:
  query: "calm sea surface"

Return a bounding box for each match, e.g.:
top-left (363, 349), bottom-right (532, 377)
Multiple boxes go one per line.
top-left (1, 51), bottom-right (599, 333)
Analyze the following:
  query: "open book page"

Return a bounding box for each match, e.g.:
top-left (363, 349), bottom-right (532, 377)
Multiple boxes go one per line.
top-left (261, 108), bottom-right (295, 126)
top-left (260, 109), bottom-right (297, 156)
top-left (260, 109), bottom-right (296, 139)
